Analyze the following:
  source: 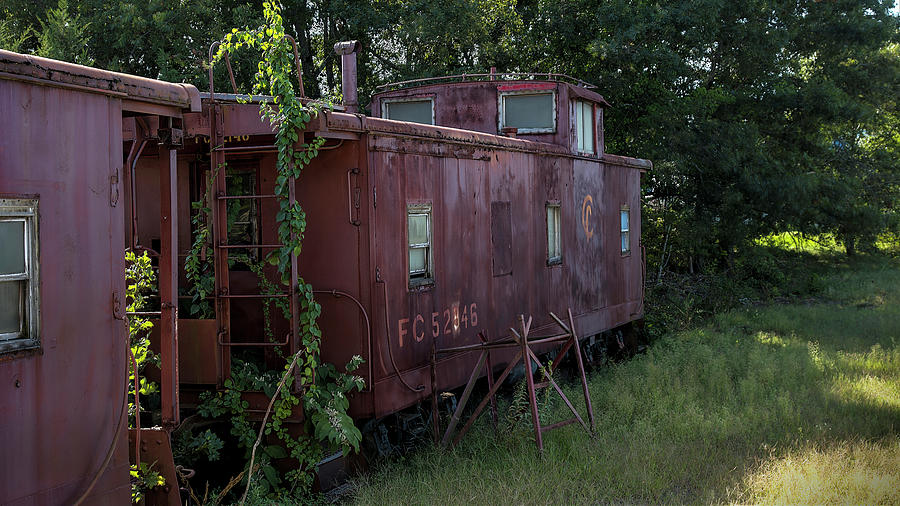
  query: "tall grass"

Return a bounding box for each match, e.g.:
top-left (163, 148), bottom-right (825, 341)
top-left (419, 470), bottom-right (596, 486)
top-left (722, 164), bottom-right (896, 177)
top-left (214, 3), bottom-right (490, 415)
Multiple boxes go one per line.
top-left (351, 254), bottom-right (900, 505)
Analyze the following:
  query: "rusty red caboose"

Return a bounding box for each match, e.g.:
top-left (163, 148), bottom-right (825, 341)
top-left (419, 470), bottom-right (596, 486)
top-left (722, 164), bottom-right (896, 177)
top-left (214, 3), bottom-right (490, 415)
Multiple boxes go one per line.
top-left (0, 40), bottom-right (649, 503)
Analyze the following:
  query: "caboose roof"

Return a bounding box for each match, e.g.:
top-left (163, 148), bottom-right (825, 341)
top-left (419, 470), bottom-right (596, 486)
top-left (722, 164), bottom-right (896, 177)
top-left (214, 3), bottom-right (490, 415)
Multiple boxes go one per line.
top-left (0, 49), bottom-right (201, 114)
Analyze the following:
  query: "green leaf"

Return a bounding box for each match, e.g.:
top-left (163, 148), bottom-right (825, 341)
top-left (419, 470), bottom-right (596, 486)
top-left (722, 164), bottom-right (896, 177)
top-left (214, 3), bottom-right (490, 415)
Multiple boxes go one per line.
top-left (265, 444), bottom-right (288, 459)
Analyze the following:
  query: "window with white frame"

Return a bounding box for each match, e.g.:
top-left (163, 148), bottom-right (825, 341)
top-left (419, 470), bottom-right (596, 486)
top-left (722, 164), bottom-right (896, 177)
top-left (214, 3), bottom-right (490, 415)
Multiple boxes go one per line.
top-left (575, 100), bottom-right (595, 154)
top-left (547, 203), bottom-right (561, 264)
top-left (408, 204), bottom-right (433, 286)
top-left (383, 98), bottom-right (435, 125)
top-left (500, 91), bottom-right (556, 133)
top-left (620, 206), bottom-right (630, 255)
top-left (0, 198), bottom-right (40, 354)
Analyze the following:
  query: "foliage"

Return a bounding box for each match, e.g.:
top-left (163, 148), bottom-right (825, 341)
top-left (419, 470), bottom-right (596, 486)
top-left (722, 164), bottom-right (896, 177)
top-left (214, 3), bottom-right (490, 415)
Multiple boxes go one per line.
top-left (0, 16), bottom-right (31, 51)
top-left (173, 428), bottom-right (225, 467)
top-left (125, 250), bottom-right (159, 423)
top-left (130, 462), bottom-right (165, 504)
top-left (35, 0), bottom-right (92, 65)
top-left (503, 361), bottom-right (555, 437)
top-left (125, 250), bottom-right (164, 502)
top-left (185, 167), bottom-right (219, 319)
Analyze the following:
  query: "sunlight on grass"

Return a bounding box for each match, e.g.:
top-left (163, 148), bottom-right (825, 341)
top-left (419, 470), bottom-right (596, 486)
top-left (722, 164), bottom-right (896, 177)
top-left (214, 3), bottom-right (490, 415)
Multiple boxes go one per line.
top-left (742, 439), bottom-right (900, 505)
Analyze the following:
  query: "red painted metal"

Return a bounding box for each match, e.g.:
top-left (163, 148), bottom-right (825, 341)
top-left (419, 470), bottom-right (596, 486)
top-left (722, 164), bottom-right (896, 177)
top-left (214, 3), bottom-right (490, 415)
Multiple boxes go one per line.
top-left (0, 50), bottom-right (199, 504)
top-left (159, 148), bottom-right (180, 428)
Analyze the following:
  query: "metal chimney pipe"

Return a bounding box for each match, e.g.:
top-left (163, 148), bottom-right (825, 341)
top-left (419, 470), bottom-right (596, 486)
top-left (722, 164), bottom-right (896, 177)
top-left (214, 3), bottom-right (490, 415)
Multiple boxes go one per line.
top-left (333, 40), bottom-right (361, 113)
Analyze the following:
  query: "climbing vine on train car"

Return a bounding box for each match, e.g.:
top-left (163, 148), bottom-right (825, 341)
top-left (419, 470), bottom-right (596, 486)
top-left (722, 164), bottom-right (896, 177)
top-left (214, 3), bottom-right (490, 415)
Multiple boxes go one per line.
top-left (199, 1), bottom-right (364, 499)
top-left (185, 167), bottom-right (219, 319)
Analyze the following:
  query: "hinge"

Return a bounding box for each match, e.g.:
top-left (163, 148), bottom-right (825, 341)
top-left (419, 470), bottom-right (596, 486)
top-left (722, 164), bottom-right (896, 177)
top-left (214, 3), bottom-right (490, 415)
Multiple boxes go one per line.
top-left (109, 167), bottom-right (119, 207)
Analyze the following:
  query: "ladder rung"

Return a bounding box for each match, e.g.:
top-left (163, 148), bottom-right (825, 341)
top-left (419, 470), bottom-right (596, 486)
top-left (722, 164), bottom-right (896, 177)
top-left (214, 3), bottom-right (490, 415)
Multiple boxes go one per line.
top-left (218, 293), bottom-right (290, 299)
top-left (217, 194), bottom-right (279, 200)
top-left (218, 333), bottom-right (290, 347)
top-left (540, 418), bottom-right (577, 433)
top-left (534, 381), bottom-right (549, 389)
top-left (213, 145), bottom-right (277, 153)
top-left (217, 244), bottom-right (284, 249)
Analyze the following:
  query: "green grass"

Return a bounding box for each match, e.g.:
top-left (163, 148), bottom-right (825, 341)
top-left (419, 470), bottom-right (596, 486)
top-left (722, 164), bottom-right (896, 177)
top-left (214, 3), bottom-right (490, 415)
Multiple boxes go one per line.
top-left (350, 254), bottom-right (900, 505)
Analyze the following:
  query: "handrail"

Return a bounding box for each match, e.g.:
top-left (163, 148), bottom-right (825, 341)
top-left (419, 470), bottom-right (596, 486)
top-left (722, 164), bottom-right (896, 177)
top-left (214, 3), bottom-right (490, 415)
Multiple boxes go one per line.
top-left (375, 72), bottom-right (597, 92)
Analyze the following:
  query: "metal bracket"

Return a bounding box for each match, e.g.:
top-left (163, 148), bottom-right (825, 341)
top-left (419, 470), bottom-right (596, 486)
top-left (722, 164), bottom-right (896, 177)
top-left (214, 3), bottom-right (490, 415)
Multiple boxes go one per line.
top-left (109, 167), bottom-right (119, 207)
top-left (347, 167), bottom-right (361, 226)
top-left (112, 291), bottom-right (124, 320)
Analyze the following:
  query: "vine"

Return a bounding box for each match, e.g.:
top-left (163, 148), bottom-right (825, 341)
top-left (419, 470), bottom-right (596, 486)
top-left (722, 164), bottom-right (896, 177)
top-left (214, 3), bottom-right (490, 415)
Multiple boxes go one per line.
top-left (184, 166), bottom-right (220, 319)
top-left (196, 2), bottom-right (364, 499)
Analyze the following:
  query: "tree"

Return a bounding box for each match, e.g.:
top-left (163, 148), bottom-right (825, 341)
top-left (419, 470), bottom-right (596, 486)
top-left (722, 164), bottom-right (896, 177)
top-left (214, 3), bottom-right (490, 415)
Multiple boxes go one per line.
top-left (35, 0), bottom-right (92, 65)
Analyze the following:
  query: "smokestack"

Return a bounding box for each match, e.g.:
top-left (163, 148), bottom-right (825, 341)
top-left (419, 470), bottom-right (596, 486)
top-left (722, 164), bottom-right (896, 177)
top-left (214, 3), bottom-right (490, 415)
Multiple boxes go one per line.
top-left (333, 40), bottom-right (361, 113)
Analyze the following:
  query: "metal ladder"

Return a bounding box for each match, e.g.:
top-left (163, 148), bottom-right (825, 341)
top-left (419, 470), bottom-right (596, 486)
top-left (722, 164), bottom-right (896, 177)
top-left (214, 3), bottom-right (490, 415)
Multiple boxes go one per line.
top-left (207, 39), bottom-right (306, 390)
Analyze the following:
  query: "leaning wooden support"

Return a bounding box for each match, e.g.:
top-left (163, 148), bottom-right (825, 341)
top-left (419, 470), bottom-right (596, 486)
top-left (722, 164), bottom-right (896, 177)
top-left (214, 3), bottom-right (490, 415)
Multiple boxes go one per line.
top-left (432, 309), bottom-right (595, 451)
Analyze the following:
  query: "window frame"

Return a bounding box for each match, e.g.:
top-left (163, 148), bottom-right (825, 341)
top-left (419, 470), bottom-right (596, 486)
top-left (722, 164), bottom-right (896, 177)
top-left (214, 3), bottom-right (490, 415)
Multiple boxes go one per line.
top-left (498, 90), bottom-right (558, 134)
top-left (407, 203), bottom-right (434, 288)
top-left (575, 100), bottom-right (596, 155)
top-left (382, 97), bottom-right (436, 125)
top-left (620, 205), bottom-right (631, 256)
top-left (0, 197), bottom-right (41, 356)
top-left (546, 201), bottom-right (562, 266)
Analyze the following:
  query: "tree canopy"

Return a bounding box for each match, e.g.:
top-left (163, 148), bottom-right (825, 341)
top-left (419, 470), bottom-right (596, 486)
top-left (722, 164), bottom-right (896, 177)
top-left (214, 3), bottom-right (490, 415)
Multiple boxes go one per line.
top-left (2, 0), bottom-right (898, 268)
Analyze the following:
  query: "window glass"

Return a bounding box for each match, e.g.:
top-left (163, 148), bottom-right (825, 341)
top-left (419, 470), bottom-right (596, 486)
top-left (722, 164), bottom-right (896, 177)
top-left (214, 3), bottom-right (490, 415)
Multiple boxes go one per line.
top-left (408, 206), bottom-right (433, 284)
top-left (503, 93), bottom-right (555, 131)
top-left (385, 100), bottom-right (434, 125)
top-left (547, 204), bottom-right (561, 263)
top-left (0, 281), bottom-right (23, 335)
top-left (408, 214), bottom-right (428, 245)
top-left (620, 208), bottom-right (630, 254)
top-left (0, 220), bottom-right (25, 275)
top-left (576, 101), bottom-right (594, 153)
top-left (409, 248), bottom-right (427, 274)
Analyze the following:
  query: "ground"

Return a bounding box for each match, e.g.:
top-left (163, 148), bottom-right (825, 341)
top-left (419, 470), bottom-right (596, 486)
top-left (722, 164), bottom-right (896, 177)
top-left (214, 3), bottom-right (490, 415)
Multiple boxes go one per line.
top-left (350, 246), bottom-right (900, 505)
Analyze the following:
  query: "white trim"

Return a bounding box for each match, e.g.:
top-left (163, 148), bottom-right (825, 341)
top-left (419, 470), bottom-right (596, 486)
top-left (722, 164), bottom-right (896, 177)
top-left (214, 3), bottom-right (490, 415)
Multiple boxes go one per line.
top-left (407, 203), bottom-right (434, 286)
top-left (0, 197), bottom-right (40, 354)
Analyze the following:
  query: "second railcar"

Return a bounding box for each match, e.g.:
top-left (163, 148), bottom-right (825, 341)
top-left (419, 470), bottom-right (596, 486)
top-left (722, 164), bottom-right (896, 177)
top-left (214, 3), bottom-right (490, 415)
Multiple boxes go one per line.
top-left (127, 44), bottom-right (649, 425)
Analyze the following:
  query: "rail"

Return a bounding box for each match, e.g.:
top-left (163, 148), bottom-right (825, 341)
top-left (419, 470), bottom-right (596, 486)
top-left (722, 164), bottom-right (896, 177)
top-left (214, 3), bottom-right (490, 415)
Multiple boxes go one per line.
top-left (375, 71), bottom-right (597, 92)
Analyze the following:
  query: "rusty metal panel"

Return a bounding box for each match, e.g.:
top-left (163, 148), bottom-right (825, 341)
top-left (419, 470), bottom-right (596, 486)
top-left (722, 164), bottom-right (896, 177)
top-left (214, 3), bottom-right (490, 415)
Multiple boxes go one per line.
top-left (373, 81), bottom-right (597, 151)
top-left (0, 79), bottom-right (130, 504)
